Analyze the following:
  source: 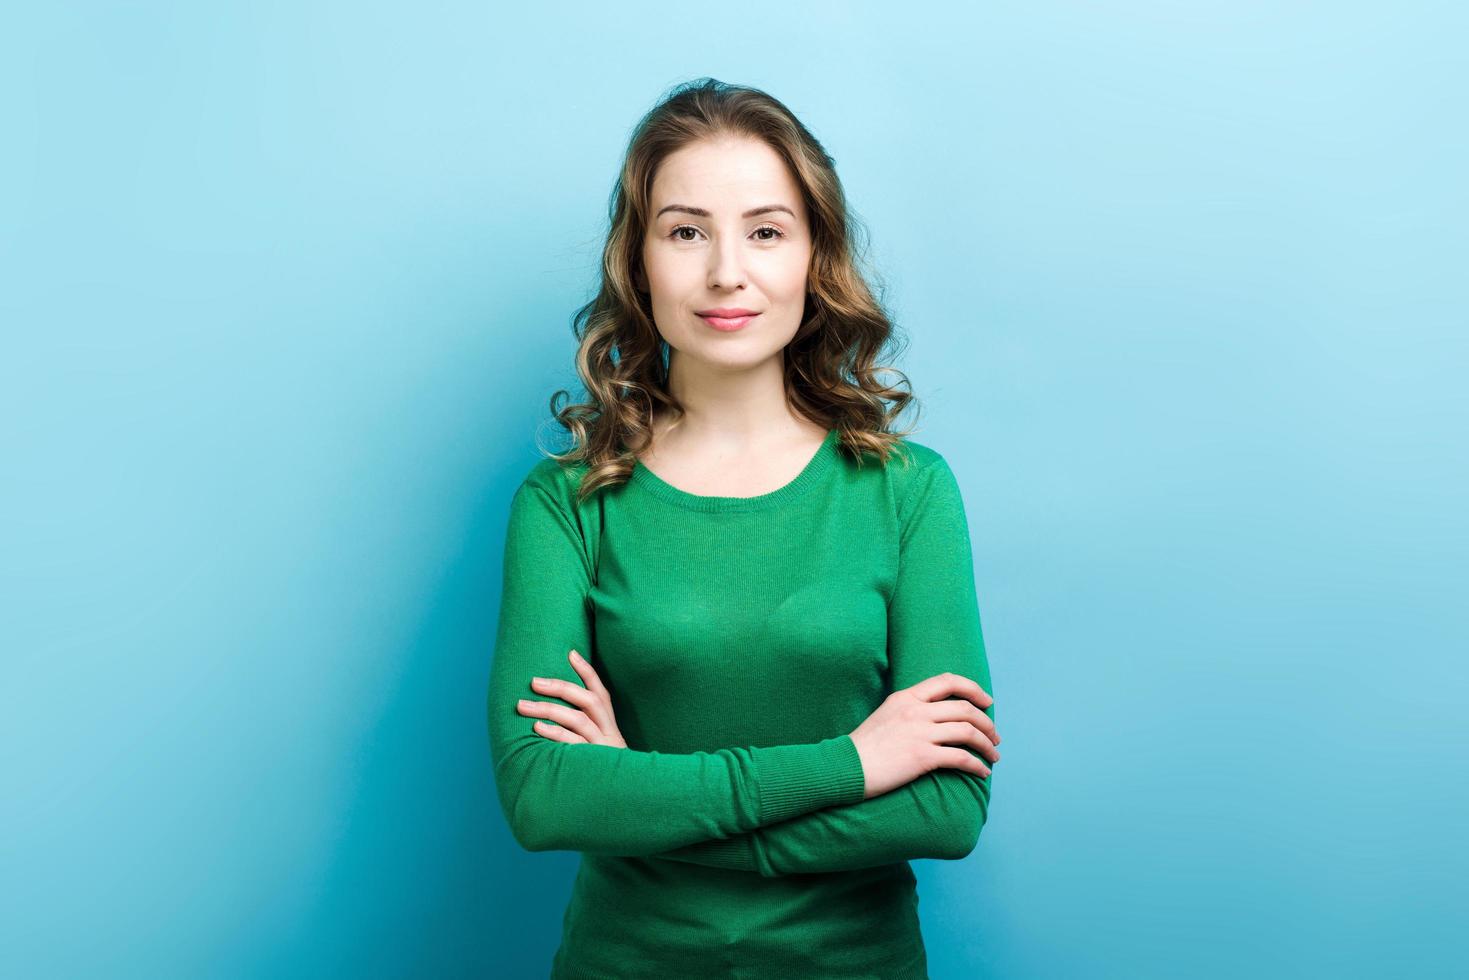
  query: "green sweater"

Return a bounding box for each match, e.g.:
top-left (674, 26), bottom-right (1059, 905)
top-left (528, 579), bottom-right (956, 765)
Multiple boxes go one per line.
top-left (487, 427), bottom-right (995, 979)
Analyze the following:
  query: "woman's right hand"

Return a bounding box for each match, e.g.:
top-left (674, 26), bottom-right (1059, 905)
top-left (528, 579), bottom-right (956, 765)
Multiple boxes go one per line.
top-left (849, 672), bottom-right (1000, 800)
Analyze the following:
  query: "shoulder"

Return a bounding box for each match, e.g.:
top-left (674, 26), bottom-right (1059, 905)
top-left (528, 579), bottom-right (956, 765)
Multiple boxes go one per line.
top-left (521, 455), bottom-right (580, 491)
top-left (515, 456), bottom-right (592, 512)
top-left (887, 437), bottom-right (948, 472)
top-left (884, 436), bottom-right (954, 490)
top-left (878, 437), bottom-right (965, 524)
top-left (504, 456), bottom-right (601, 577)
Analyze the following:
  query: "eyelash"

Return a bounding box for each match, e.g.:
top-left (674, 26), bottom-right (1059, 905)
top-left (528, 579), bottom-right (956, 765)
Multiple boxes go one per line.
top-left (669, 224), bottom-right (786, 243)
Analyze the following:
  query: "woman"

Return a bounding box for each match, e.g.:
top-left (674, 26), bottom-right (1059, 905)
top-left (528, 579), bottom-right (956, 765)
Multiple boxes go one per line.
top-left (488, 77), bottom-right (1001, 979)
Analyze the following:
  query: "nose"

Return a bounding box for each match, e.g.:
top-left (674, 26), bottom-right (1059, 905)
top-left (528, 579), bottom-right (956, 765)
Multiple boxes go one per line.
top-left (707, 235), bottom-right (746, 290)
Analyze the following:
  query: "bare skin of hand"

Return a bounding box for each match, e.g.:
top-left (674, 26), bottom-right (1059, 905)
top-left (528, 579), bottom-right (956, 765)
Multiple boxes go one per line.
top-left (848, 672), bottom-right (1000, 800)
top-left (516, 649), bottom-right (628, 747)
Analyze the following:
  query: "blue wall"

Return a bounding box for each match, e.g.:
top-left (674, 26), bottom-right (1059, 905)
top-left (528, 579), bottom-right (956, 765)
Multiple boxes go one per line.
top-left (3, 2), bottom-right (1462, 977)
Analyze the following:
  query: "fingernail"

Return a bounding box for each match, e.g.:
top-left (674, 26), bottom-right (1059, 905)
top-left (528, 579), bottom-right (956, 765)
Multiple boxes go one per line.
top-left (517, 699), bottom-right (528, 707)
top-left (570, 650), bottom-right (582, 662)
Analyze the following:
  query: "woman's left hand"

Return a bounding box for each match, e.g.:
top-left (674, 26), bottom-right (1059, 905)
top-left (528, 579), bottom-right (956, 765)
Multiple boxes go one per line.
top-left (517, 648), bottom-right (628, 748)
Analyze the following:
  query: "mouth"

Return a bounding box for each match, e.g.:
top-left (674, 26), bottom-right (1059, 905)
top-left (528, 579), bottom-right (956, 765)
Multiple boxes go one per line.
top-left (696, 308), bottom-right (761, 332)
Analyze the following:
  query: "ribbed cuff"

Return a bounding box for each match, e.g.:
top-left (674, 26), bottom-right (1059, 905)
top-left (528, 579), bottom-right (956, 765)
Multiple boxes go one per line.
top-left (751, 734), bottom-right (867, 825)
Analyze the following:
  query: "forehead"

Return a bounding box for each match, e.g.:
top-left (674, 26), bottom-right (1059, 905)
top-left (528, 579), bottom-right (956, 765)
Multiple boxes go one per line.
top-left (649, 136), bottom-right (802, 213)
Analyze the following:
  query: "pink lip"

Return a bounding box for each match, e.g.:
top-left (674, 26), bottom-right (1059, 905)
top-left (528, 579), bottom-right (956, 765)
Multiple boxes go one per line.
top-left (697, 307), bottom-right (758, 317)
top-left (697, 311), bottom-right (760, 331)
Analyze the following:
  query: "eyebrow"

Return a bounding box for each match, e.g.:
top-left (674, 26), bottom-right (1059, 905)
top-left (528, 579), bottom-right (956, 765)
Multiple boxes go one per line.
top-left (654, 203), bottom-right (796, 220)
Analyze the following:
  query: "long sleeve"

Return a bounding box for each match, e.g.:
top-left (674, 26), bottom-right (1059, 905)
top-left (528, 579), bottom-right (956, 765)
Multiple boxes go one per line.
top-left (652, 453), bottom-right (994, 876)
top-left (487, 464), bottom-right (868, 856)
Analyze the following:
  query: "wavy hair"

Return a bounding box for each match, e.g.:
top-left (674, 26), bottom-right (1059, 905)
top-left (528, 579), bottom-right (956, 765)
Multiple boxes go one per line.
top-left (541, 76), bottom-right (923, 503)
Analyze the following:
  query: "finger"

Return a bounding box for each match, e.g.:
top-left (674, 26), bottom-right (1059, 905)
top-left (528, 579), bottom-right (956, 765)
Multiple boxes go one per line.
top-left (533, 672), bottom-right (616, 736)
top-left (530, 675), bottom-right (601, 719)
top-left (909, 671), bottom-right (993, 711)
top-left (568, 650), bottom-right (611, 699)
top-left (932, 720), bottom-right (1000, 764)
top-left (935, 745), bottom-right (992, 778)
top-left (532, 720), bottom-right (587, 744)
top-left (517, 699), bottom-right (601, 742)
top-left (564, 651), bottom-right (619, 732)
top-left (929, 699), bottom-right (1000, 746)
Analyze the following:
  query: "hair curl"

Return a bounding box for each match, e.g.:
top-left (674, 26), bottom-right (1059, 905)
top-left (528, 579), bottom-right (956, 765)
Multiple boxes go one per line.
top-left (540, 76), bottom-right (923, 503)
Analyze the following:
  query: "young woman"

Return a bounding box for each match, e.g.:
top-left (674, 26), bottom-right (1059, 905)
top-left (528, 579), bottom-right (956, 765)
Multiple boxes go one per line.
top-left (488, 77), bottom-right (1001, 979)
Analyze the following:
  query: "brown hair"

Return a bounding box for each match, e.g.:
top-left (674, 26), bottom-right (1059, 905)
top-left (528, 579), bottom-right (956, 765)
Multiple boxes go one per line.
top-left (541, 76), bottom-right (922, 503)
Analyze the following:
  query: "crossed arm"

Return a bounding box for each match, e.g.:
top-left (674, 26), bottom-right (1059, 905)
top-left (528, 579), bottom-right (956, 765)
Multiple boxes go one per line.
top-left (488, 454), bottom-right (994, 872)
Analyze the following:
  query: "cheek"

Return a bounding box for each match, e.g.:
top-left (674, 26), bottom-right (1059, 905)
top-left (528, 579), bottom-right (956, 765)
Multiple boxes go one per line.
top-left (644, 250), bottom-right (700, 298)
top-left (768, 252), bottom-right (810, 302)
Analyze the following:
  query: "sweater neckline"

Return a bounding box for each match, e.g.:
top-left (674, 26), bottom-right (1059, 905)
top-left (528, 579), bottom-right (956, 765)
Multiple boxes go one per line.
top-left (630, 427), bottom-right (840, 512)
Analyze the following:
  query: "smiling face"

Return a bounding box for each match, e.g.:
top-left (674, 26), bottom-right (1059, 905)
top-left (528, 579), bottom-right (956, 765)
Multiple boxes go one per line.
top-left (640, 134), bottom-right (813, 372)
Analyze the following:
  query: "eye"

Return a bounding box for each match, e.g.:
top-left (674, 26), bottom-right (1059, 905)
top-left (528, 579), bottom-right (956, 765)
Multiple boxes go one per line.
top-left (666, 224), bottom-right (788, 243)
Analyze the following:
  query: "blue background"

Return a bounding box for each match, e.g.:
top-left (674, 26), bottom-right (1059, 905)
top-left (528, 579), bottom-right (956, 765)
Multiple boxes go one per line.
top-left (3, 2), bottom-right (1463, 977)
